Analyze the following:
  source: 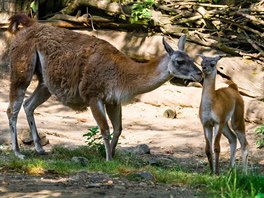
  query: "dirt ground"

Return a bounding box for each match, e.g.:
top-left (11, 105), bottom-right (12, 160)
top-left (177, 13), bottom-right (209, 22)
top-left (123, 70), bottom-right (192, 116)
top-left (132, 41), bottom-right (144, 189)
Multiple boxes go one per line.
top-left (0, 75), bottom-right (263, 197)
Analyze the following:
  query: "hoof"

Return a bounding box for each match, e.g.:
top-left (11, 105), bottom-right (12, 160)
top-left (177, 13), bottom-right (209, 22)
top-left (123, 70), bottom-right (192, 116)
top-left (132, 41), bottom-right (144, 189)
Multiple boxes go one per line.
top-left (15, 152), bottom-right (26, 160)
top-left (36, 148), bottom-right (46, 155)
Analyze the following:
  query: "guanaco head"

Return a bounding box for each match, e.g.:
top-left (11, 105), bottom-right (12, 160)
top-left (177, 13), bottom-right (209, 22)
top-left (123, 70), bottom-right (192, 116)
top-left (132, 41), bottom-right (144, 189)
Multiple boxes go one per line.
top-left (198, 55), bottom-right (224, 76)
top-left (162, 35), bottom-right (203, 82)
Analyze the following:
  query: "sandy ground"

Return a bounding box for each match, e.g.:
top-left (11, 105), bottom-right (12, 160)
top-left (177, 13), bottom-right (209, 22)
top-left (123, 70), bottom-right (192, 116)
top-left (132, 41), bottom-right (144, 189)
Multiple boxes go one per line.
top-left (0, 77), bottom-right (263, 197)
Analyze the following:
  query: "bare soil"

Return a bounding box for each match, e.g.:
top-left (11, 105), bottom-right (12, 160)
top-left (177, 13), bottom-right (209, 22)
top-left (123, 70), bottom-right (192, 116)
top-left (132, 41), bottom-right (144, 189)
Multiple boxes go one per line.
top-left (0, 76), bottom-right (263, 197)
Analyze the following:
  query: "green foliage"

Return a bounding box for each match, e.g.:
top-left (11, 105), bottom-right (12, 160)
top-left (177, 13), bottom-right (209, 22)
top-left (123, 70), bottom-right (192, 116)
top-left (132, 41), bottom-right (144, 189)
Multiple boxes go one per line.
top-left (30, 1), bottom-right (37, 13)
top-left (83, 126), bottom-right (102, 148)
top-left (255, 125), bottom-right (264, 149)
top-left (51, 145), bottom-right (94, 160)
top-left (220, 170), bottom-right (264, 198)
top-left (221, 170), bottom-right (249, 198)
top-left (82, 126), bottom-right (115, 157)
top-left (83, 126), bottom-right (105, 156)
top-left (130, 0), bottom-right (154, 25)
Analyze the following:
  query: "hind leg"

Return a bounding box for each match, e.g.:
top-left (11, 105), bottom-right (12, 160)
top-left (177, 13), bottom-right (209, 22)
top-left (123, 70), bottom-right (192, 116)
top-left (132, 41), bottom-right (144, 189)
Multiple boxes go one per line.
top-left (232, 105), bottom-right (248, 174)
top-left (237, 133), bottom-right (248, 174)
top-left (223, 123), bottom-right (237, 168)
top-left (7, 44), bottom-right (39, 159)
top-left (7, 85), bottom-right (28, 159)
top-left (233, 122), bottom-right (248, 174)
top-left (23, 82), bottom-right (51, 154)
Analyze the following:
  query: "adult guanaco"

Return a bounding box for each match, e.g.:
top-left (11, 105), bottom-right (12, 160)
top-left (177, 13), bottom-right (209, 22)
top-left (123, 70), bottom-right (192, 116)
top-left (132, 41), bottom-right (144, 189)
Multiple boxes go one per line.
top-left (7, 14), bottom-right (203, 160)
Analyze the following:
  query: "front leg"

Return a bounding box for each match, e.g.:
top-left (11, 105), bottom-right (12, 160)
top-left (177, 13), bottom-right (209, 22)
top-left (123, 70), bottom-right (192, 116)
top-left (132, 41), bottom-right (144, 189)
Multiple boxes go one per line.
top-left (203, 126), bottom-right (214, 174)
top-left (106, 103), bottom-right (122, 157)
top-left (214, 124), bottom-right (223, 175)
top-left (89, 98), bottom-right (112, 161)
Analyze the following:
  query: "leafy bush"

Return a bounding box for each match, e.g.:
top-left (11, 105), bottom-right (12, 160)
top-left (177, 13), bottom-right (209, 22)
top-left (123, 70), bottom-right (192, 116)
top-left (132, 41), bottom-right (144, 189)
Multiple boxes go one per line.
top-left (83, 126), bottom-right (114, 157)
top-left (83, 126), bottom-right (103, 149)
top-left (255, 124), bottom-right (264, 149)
top-left (130, 0), bottom-right (154, 25)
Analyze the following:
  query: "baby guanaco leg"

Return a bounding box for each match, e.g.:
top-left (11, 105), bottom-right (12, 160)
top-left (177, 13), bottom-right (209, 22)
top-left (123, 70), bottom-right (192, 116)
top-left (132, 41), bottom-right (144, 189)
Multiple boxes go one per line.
top-left (222, 124), bottom-right (237, 168)
top-left (213, 124), bottom-right (224, 175)
top-left (231, 110), bottom-right (249, 173)
top-left (203, 125), bottom-right (214, 174)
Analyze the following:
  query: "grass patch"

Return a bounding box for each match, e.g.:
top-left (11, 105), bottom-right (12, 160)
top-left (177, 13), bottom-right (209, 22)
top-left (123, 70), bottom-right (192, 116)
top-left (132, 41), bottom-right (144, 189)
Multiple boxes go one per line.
top-left (0, 145), bottom-right (263, 197)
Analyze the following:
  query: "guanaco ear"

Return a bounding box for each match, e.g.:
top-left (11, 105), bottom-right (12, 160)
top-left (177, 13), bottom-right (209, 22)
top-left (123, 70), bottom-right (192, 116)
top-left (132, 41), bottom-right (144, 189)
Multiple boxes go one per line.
top-left (162, 37), bottom-right (174, 56)
top-left (178, 35), bottom-right (187, 51)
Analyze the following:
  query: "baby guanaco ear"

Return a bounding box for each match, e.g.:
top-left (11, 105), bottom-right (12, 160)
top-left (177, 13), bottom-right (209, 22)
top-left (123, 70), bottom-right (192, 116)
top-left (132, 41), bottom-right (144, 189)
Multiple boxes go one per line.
top-left (162, 37), bottom-right (174, 56)
top-left (214, 54), bottom-right (226, 61)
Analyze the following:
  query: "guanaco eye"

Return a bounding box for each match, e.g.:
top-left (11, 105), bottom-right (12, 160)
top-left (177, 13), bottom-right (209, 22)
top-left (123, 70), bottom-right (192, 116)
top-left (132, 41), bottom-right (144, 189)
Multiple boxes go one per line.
top-left (210, 61), bottom-right (217, 67)
top-left (176, 59), bottom-right (185, 65)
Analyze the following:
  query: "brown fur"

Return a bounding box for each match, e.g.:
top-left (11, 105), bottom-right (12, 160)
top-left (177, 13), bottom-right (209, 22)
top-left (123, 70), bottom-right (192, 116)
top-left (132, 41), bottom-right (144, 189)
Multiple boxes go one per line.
top-left (227, 81), bottom-right (239, 91)
top-left (7, 14), bottom-right (202, 160)
top-left (9, 18), bottom-right (166, 110)
top-left (198, 55), bottom-right (248, 174)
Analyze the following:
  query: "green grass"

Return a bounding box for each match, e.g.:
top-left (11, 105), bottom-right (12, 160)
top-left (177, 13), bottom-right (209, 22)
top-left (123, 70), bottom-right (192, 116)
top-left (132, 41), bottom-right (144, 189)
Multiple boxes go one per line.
top-left (0, 145), bottom-right (263, 198)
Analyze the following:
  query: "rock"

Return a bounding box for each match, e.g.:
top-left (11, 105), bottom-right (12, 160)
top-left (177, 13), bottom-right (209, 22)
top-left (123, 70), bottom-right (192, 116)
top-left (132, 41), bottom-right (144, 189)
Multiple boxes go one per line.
top-left (132, 144), bottom-right (151, 155)
top-left (114, 185), bottom-right (127, 190)
top-left (71, 157), bottom-right (89, 166)
top-left (216, 57), bottom-right (264, 98)
top-left (19, 129), bottom-right (49, 146)
top-left (245, 100), bottom-right (264, 124)
top-left (128, 171), bottom-right (154, 181)
top-left (20, 130), bottom-right (33, 145)
top-left (149, 157), bottom-right (174, 167)
top-left (119, 144), bottom-right (151, 155)
top-left (133, 144), bottom-right (151, 154)
top-left (187, 81), bottom-right (203, 88)
top-left (85, 183), bottom-right (101, 188)
top-left (40, 136), bottom-right (49, 146)
top-left (163, 109), bottom-right (176, 119)
top-left (149, 158), bottom-right (161, 166)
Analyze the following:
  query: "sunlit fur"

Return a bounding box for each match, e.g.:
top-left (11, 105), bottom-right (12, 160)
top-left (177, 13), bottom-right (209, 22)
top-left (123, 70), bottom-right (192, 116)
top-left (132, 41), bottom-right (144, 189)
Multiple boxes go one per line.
top-left (199, 55), bottom-right (249, 175)
top-left (7, 14), bottom-right (202, 160)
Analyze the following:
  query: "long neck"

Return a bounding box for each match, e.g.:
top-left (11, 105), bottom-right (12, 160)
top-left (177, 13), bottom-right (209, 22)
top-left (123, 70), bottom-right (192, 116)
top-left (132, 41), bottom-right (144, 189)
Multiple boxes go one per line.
top-left (122, 54), bottom-right (172, 95)
top-left (200, 72), bottom-right (216, 108)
